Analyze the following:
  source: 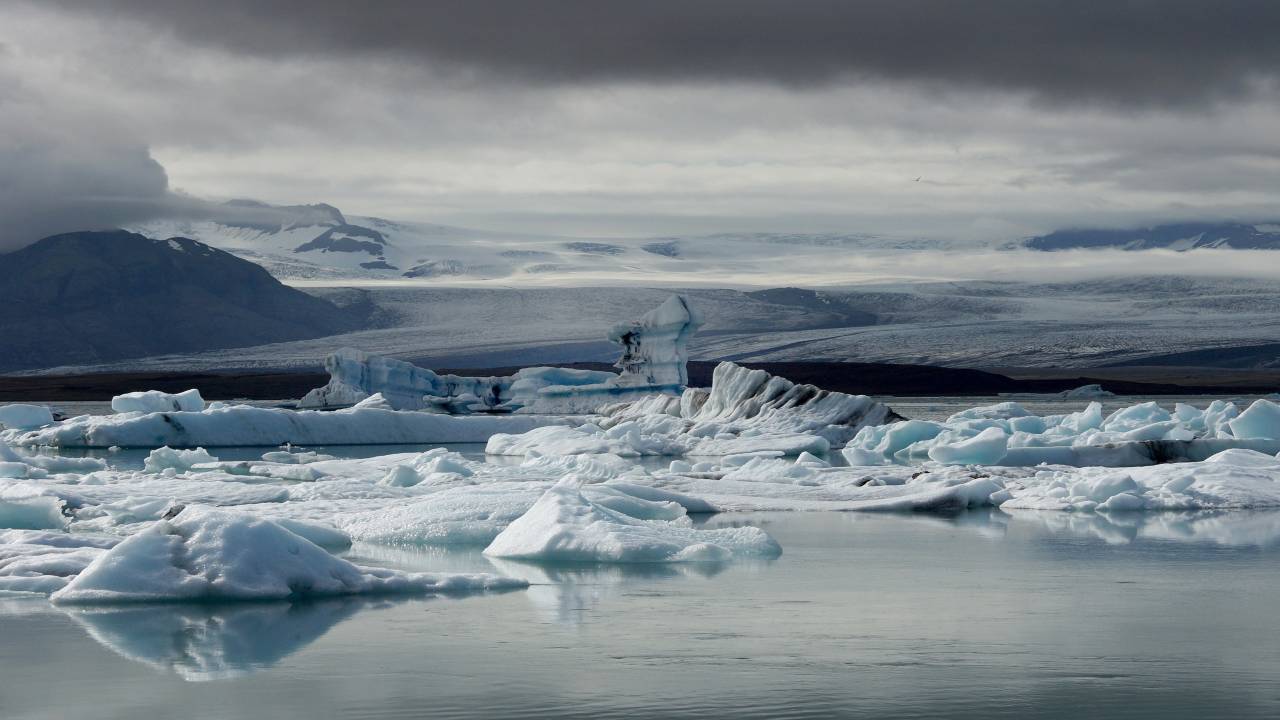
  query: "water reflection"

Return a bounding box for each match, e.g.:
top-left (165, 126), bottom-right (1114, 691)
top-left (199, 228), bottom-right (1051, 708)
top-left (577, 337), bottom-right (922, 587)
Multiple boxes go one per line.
top-left (488, 558), bottom-right (736, 625)
top-left (1004, 508), bottom-right (1280, 547)
top-left (62, 598), bottom-right (382, 681)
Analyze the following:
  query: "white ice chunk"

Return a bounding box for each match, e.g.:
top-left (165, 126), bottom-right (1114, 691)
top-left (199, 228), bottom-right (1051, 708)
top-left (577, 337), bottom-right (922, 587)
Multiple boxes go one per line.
top-left (111, 389), bottom-right (205, 414)
top-left (144, 446), bottom-right (219, 473)
top-left (51, 508), bottom-right (526, 604)
top-left (0, 404), bottom-right (54, 430)
top-left (1057, 384), bottom-right (1115, 399)
top-left (483, 478), bottom-right (780, 563)
top-left (0, 494), bottom-right (67, 530)
top-left (0, 532), bottom-right (114, 594)
top-left (1229, 399), bottom-right (1280, 440)
top-left (927, 427), bottom-right (1009, 465)
top-left (6, 404), bottom-right (574, 448)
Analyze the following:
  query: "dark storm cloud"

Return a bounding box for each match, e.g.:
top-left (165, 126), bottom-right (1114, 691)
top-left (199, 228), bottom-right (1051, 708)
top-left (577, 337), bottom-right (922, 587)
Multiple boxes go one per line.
top-left (0, 141), bottom-right (173, 251)
top-left (56, 0), bottom-right (1280, 106)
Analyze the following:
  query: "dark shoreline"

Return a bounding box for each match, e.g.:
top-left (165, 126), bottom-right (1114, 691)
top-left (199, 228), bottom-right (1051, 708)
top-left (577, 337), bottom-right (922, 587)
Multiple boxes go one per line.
top-left (1, 361), bottom-right (1275, 402)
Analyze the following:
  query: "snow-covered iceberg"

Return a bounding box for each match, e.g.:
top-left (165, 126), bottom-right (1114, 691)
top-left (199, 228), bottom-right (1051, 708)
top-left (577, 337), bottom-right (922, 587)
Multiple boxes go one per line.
top-left (483, 478), bottom-right (780, 563)
top-left (50, 507), bottom-right (526, 604)
top-left (299, 294), bottom-right (703, 414)
top-left (0, 531), bottom-right (118, 594)
top-left (487, 361), bottom-right (899, 457)
top-left (111, 389), bottom-right (205, 414)
top-left (843, 399), bottom-right (1280, 468)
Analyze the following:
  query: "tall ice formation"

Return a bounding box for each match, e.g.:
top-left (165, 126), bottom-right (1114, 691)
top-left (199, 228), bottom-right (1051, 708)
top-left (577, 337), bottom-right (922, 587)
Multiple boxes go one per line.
top-left (609, 295), bottom-right (703, 389)
top-left (299, 295), bottom-right (703, 413)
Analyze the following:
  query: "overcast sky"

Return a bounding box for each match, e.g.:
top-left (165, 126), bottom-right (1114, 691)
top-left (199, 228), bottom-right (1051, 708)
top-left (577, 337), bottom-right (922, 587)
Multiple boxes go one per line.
top-left (3, 0), bottom-right (1279, 250)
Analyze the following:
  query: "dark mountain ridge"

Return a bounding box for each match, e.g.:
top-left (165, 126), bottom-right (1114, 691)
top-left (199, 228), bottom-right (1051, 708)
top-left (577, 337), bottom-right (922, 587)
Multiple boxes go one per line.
top-left (0, 230), bottom-right (364, 372)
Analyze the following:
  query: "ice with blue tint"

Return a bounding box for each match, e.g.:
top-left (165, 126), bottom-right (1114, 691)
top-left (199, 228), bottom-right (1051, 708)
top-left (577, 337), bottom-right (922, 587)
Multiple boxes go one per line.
top-left (488, 361), bottom-right (896, 458)
top-left (50, 507), bottom-right (525, 604)
top-left (111, 389), bottom-right (205, 414)
top-left (2, 404), bottom-right (575, 448)
top-left (0, 404), bottom-right (54, 430)
top-left (483, 477), bottom-right (780, 563)
top-left (299, 294), bottom-right (702, 414)
top-left (845, 398), bottom-right (1280, 467)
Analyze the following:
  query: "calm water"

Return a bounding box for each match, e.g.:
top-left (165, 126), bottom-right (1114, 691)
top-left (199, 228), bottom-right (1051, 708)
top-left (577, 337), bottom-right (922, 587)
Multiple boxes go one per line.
top-left (3, 510), bottom-right (1279, 719)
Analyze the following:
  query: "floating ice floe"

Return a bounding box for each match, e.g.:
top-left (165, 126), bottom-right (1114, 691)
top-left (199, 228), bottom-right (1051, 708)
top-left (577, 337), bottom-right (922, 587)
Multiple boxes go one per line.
top-left (300, 294), bottom-right (703, 414)
top-left (483, 478), bottom-right (781, 563)
top-left (49, 507), bottom-right (526, 604)
top-left (487, 361), bottom-right (898, 457)
top-left (0, 404), bottom-right (54, 430)
top-left (298, 347), bottom-right (619, 413)
top-left (1055, 384), bottom-right (1115, 399)
top-left (0, 530), bottom-right (118, 594)
top-left (2, 404), bottom-right (575, 449)
top-left (111, 389), bottom-right (205, 414)
top-left (843, 399), bottom-right (1280, 467)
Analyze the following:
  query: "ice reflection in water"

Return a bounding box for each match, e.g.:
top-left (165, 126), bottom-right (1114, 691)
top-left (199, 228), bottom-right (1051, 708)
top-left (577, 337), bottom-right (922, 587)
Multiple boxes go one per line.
top-left (63, 599), bottom-right (377, 681)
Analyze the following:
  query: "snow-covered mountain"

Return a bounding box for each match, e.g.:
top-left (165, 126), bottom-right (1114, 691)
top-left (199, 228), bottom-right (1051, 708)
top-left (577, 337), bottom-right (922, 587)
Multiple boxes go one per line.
top-left (1024, 222), bottom-right (1280, 251)
top-left (132, 200), bottom-right (967, 284)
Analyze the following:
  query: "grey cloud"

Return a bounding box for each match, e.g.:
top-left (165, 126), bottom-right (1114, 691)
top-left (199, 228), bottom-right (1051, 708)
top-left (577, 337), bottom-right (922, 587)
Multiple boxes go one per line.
top-left (50, 0), bottom-right (1280, 106)
top-left (0, 141), bottom-right (174, 251)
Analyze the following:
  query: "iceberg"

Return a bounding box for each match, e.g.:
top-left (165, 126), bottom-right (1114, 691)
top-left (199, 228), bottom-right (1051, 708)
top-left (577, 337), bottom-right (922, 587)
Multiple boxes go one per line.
top-left (300, 294), bottom-right (702, 414)
top-left (488, 361), bottom-right (898, 457)
top-left (297, 347), bottom-right (616, 412)
top-left (51, 507), bottom-right (526, 603)
top-left (0, 531), bottom-right (117, 594)
top-left (111, 389), bottom-right (205, 414)
top-left (0, 404), bottom-right (54, 430)
top-left (608, 295), bottom-right (702, 389)
top-left (844, 399), bottom-right (1280, 467)
top-left (483, 478), bottom-right (780, 563)
top-left (1056, 384), bottom-right (1115, 399)
top-left (3, 403), bottom-right (575, 449)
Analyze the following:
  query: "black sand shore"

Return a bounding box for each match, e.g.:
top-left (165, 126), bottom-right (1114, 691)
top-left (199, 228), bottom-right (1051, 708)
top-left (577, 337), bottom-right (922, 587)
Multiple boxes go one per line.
top-left (1, 362), bottom-right (1275, 402)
